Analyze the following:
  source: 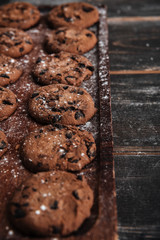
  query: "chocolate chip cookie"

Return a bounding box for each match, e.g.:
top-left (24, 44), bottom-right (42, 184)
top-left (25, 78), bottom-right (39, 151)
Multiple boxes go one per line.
top-left (0, 130), bottom-right (8, 157)
top-left (9, 171), bottom-right (93, 236)
top-left (0, 54), bottom-right (22, 86)
top-left (0, 87), bottom-right (18, 121)
top-left (28, 84), bottom-right (97, 125)
top-left (0, 2), bottom-right (40, 30)
top-left (45, 28), bottom-right (97, 54)
top-left (21, 124), bottom-right (96, 172)
top-left (33, 52), bottom-right (94, 86)
top-left (48, 2), bottom-right (99, 29)
top-left (0, 28), bottom-right (33, 58)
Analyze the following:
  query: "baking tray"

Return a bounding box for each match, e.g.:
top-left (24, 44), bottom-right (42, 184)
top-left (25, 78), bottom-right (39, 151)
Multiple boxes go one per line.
top-left (0, 4), bottom-right (117, 240)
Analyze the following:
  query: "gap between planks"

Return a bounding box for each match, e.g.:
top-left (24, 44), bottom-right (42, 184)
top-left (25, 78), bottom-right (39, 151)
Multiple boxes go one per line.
top-left (108, 16), bottom-right (160, 24)
top-left (113, 146), bottom-right (160, 156)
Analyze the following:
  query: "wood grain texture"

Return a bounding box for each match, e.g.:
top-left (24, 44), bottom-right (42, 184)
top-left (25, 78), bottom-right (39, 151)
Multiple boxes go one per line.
top-left (107, 0), bottom-right (160, 17)
top-left (111, 74), bottom-right (160, 148)
top-left (114, 155), bottom-right (160, 239)
top-left (109, 21), bottom-right (160, 71)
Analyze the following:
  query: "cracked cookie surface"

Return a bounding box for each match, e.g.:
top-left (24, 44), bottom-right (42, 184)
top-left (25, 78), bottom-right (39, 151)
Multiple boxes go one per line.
top-left (0, 2), bottom-right (40, 30)
top-left (29, 84), bottom-right (97, 125)
top-left (0, 28), bottom-right (33, 58)
top-left (0, 54), bottom-right (22, 86)
top-left (48, 2), bottom-right (99, 29)
top-left (0, 87), bottom-right (18, 121)
top-left (45, 28), bottom-right (97, 54)
top-left (33, 52), bottom-right (94, 86)
top-left (9, 171), bottom-right (93, 236)
top-left (21, 124), bottom-right (96, 172)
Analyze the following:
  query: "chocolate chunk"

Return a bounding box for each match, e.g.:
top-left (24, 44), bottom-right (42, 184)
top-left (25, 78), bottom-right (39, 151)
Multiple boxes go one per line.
top-left (86, 33), bottom-right (92, 37)
top-left (32, 188), bottom-right (37, 192)
top-left (54, 54), bottom-right (60, 58)
top-left (52, 115), bottom-right (61, 123)
top-left (2, 100), bottom-right (13, 105)
top-left (34, 135), bottom-right (40, 139)
top-left (55, 30), bottom-right (65, 34)
top-left (14, 41), bottom-right (22, 46)
top-left (75, 111), bottom-right (85, 120)
top-left (36, 57), bottom-right (42, 64)
top-left (71, 56), bottom-right (76, 61)
top-left (87, 66), bottom-right (94, 72)
top-left (19, 47), bottom-right (24, 52)
top-left (65, 132), bottom-right (72, 139)
top-left (78, 63), bottom-right (85, 68)
top-left (74, 67), bottom-right (81, 73)
top-left (72, 190), bottom-right (80, 200)
top-left (37, 162), bottom-right (42, 167)
top-left (68, 158), bottom-right (79, 163)
top-left (25, 40), bottom-right (32, 44)
top-left (77, 175), bottom-right (83, 181)
top-left (63, 86), bottom-right (68, 90)
top-left (77, 90), bottom-right (84, 95)
top-left (39, 69), bottom-right (48, 75)
top-left (14, 208), bottom-right (26, 218)
top-left (0, 140), bottom-right (7, 149)
top-left (82, 6), bottom-right (94, 12)
top-left (54, 124), bottom-right (64, 130)
top-left (31, 92), bottom-right (39, 98)
top-left (68, 106), bottom-right (75, 111)
top-left (64, 17), bottom-right (73, 22)
top-left (0, 88), bottom-right (4, 91)
top-left (50, 200), bottom-right (58, 210)
top-left (0, 74), bottom-right (9, 78)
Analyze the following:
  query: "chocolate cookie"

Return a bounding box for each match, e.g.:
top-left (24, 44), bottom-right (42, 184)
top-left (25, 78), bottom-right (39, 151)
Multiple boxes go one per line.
top-left (0, 87), bottom-right (18, 121)
top-left (48, 2), bottom-right (99, 29)
top-left (21, 124), bottom-right (96, 172)
top-left (33, 52), bottom-right (94, 86)
top-left (9, 171), bottom-right (93, 236)
top-left (28, 84), bottom-right (97, 125)
top-left (0, 130), bottom-right (8, 157)
top-left (0, 2), bottom-right (40, 30)
top-left (0, 54), bottom-right (22, 86)
top-left (0, 28), bottom-right (33, 58)
top-left (45, 28), bottom-right (97, 54)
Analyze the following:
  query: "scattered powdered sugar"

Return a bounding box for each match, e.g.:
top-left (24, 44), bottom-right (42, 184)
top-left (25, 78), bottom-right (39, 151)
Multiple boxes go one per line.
top-left (35, 210), bottom-right (41, 215)
top-left (40, 205), bottom-right (47, 211)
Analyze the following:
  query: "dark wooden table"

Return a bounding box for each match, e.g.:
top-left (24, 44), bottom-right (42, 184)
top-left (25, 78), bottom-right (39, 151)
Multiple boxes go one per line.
top-left (1, 0), bottom-right (160, 239)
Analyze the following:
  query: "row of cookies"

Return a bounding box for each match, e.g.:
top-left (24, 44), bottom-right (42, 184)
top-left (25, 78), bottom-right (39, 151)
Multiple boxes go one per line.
top-left (0, 1), bottom-right (99, 237)
top-left (0, 2), bottom-right (99, 30)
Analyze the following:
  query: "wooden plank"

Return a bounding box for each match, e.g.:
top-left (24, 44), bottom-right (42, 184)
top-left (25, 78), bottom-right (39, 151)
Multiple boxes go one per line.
top-left (111, 74), bottom-right (160, 147)
top-left (114, 155), bottom-right (160, 239)
top-left (109, 21), bottom-right (160, 71)
top-left (107, 0), bottom-right (160, 17)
